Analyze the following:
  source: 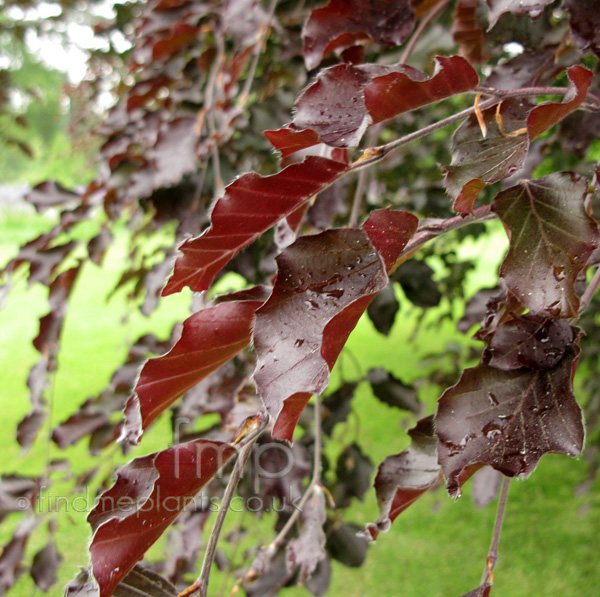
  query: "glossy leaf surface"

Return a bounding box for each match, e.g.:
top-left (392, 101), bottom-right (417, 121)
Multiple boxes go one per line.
top-left (492, 173), bottom-right (598, 317)
top-left (302, 0), bottom-right (415, 70)
top-left (163, 157), bottom-right (349, 294)
top-left (436, 347), bottom-right (584, 495)
top-left (88, 439), bottom-right (235, 596)
top-left (125, 290), bottom-right (268, 444)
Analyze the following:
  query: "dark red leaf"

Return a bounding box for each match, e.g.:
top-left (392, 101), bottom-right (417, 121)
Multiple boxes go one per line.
top-left (125, 290), bottom-right (268, 444)
top-left (486, 0), bottom-right (553, 29)
top-left (30, 539), bottom-right (62, 591)
top-left (0, 517), bottom-right (38, 593)
top-left (325, 523), bottom-right (368, 567)
top-left (364, 416), bottom-right (441, 541)
top-left (263, 128), bottom-right (321, 160)
top-left (286, 489), bottom-right (327, 583)
top-left (88, 439), bottom-right (236, 596)
top-left (366, 284), bottom-right (399, 335)
top-left (453, 0), bottom-right (487, 64)
top-left (364, 56), bottom-right (479, 124)
top-left (484, 50), bottom-right (554, 90)
top-left (302, 0), bottom-right (415, 70)
top-left (492, 173), bottom-right (599, 318)
top-left (322, 382), bottom-right (357, 436)
top-left (0, 475), bottom-right (39, 518)
top-left (163, 156), bottom-right (349, 295)
top-left (444, 99), bottom-right (531, 212)
top-left (526, 66), bottom-right (592, 141)
top-left (436, 346), bottom-right (585, 496)
top-left (152, 24), bottom-right (199, 61)
top-left (483, 314), bottom-right (576, 371)
top-left (254, 210), bottom-right (417, 440)
top-left (564, 0), bottom-right (600, 58)
top-left (367, 368), bottom-right (420, 413)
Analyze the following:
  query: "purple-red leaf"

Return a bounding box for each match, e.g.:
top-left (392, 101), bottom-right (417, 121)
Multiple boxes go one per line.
top-left (273, 57), bottom-right (479, 155)
top-left (163, 157), bottom-right (349, 295)
top-left (286, 489), bottom-right (327, 583)
top-left (492, 173), bottom-right (599, 318)
top-left (125, 290), bottom-right (268, 444)
top-left (364, 416), bottom-right (441, 541)
top-left (444, 99), bottom-right (531, 212)
top-left (564, 0), bottom-right (600, 58)
top-left (460, 584), bottom-right (492, 597)
top-left (486, 0), bottom-right (553, 29)
top-left (302, 0), bottom-right (415, 70)
top-left (30, 539), bottom-right (62, 591)
top-left (88, 439), bottom-right (236, 596)
top-left (436, 346), bottom-right (585, 496)
top-left (483, 314), bottom-right (575, 371)
top-left (445, 65), bottom-right (592, 212)
top-left (114, 565), bottom-right (178, 597)
top-left (253, 210), bottom-right (417, 440)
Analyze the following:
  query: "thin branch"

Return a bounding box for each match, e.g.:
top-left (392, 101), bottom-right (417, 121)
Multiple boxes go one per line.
top-left (180, 420), bottom-right (267, 597)
top-left (400, 0), bottom-right (452, 64)
top-left (236, 396), bottom-right (324, 592)
top-left (400, 204), bottom-right (495, 262)
top-left (480, 475), bottom-right (511, 587)
top-left (238, 0), bottom-right (279, 107)
top-left (351, 85), bottom-right (600, 173)
top-left (579, 266), bottom-right (600, 315)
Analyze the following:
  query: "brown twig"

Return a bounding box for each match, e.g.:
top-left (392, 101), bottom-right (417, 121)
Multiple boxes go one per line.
top-left (400, 0), bottom-right (452, 64)
top-left (480, 475), bottom-right (511, 588)
top-left (179, 418), bottom-right (267, 597)
top-left (579, 266), bottom-right (600, 315)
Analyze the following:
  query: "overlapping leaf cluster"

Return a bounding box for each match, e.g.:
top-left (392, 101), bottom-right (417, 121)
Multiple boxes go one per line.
top-left (1, 0), bottom-right (600, 596)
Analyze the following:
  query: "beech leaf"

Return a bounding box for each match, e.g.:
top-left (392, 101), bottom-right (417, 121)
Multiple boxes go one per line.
top-left (87, 439), bottom-right (236, 596)
top-left (163, 156), bottom-right (349, 295)
top-left (286, 489), bottom-right (327, 583)
top-left (436, 346), bottom-right (585, 496)
top-left (445, 99), bottom-right (531, 213)
top-left (564, 0), bottom-right (600, 58)
top-left (125, 289), bottom-right (269, 444)
top-left (113, 565), bottom-right (177, 597)
top-left (492, 173), bottom-right (599, 318)
top-left (486, 0), bottom-right (553, 29)
top-left (253, 210), bottom-right (417, 441)
top-left (364, 416), bottom-right (441, 541)
top-left (302, 0), bottom-right (415, 70)
top-left (30, 539), bottom-right (62, 591)
top-left (267, 56), bottom-right (479, 155)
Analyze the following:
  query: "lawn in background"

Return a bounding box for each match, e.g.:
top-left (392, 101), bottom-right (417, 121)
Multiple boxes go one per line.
top-left (1, 205), bottom-right (599, 596)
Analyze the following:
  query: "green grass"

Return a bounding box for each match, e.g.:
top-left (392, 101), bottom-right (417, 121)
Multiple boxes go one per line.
top-left (1, 209), bottom-right (599, 596)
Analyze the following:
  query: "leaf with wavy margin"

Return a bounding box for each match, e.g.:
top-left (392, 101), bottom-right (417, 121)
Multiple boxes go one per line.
top-left (363, 416), bottom-right (441, 541)
top-left (253, 210), bottom-right (417, 441)
top-left (87, 439), bottom-right (235, 597)
top-left (492, 173), bottom-right (599, 318)
top-left (486, 0), bottom-right (553, 29)
top-left (436, 346), bottom-right (584, 496)
top-left (163, 157), bottom-right (349, 295)
top-left (445, 66), bottom-right (592, 212)
top-left (266, 56), bottom-right (479, 155)
top-left (302, 0), bottom-right (415, 70)
top-left (125, 288), bottom-right (269, 444)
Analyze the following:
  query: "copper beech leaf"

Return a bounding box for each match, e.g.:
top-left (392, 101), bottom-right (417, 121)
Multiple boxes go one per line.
top-left (486, 0), bottom-right (553, 29)
top-left (87, 439), bottom-right (236, 597)
top-left (163, 156), bottom-right (349, 295)
top-left (445, 66), bottom-right (592, 212)
top-left (286, 489), bottom-right (327, 583)
top-left (436, 346), bottom-right (585, 496)
top-left (364, 416), bottom-right (441, 541)
top-left (125, 288), bottom-right (269, 444)
top-left (266, 56), bottom-right (479, 155)
top-left (445, 99), bottom-right (531, 212)
top-left (492, 173), bottom-right (599, 318)
top-left (564, 0), bottom-right (600, 58)
top-left (302, 0), bottom-right (415, 70)
top-left (253, 210), bottom-right (418, 441)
